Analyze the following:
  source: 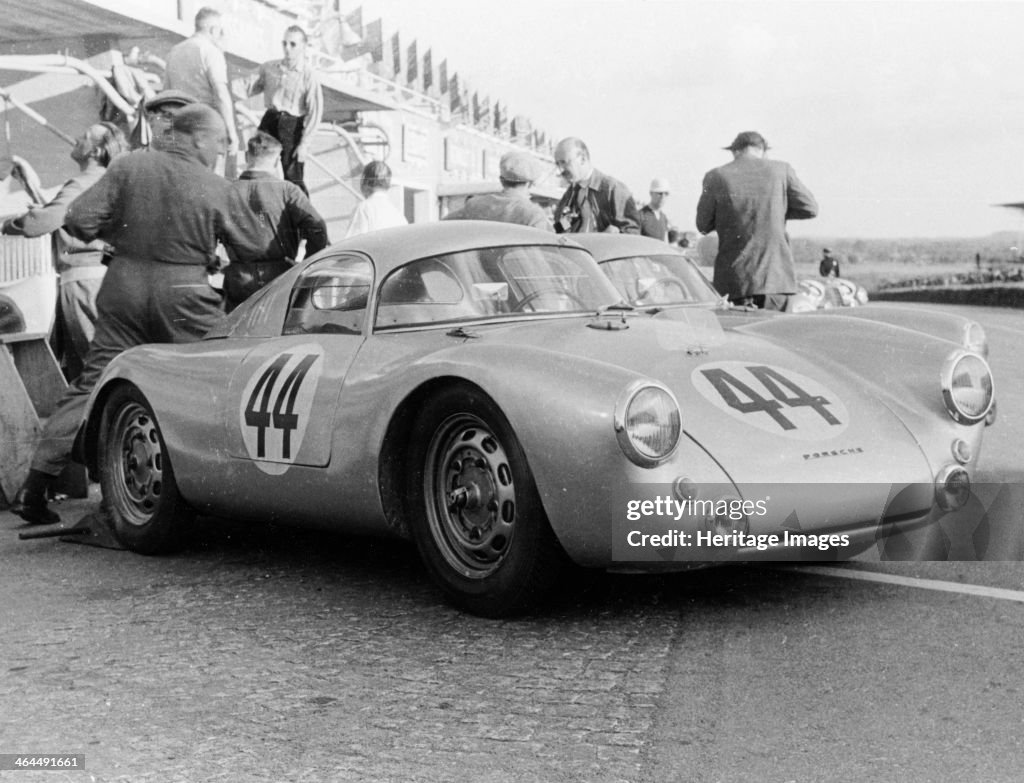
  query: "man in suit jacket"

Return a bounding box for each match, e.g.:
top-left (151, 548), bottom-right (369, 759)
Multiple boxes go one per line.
top-left (696, 131), bottom-right (818, 310)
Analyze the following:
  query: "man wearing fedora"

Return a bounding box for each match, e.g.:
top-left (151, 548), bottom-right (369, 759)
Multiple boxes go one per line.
top-left (696, 131), bottom-right (818, 310)
top-left (444, 150), bottom-right (551, 230)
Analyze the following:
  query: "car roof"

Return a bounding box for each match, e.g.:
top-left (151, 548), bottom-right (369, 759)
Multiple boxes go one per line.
top-left (307, 220), bottom-right (585, 277)
top-left (570, 232), bottom-right (684, 262)
top-left (212, 222), bottom-right (601, 340)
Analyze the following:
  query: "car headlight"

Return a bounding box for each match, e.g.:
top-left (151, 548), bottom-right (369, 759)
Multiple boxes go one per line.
top-left (941, 350), bottom-right (994, 425)
top-left (962, 321), bottom-right (988, 358)
top-left (614, 382), bottom-right (681, 466)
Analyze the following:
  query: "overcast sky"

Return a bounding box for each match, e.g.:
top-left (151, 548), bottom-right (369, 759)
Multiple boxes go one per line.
top-left (357, 0), bottom-right (1024, 239)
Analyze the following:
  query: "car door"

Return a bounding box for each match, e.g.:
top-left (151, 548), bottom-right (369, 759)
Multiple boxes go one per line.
top-left (221, 253), bottom-right (373, 475)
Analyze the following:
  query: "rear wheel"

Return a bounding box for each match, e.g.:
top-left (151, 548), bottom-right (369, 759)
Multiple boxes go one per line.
top-left (405, 386), bottom-right (567, 616)
top-left (98, 385), bottom-right (194, 554)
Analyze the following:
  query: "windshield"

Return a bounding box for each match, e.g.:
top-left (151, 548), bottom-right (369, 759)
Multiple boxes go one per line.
top-left (600, 254), bottom-right (721, 307)
top-left (374, 245), bottom-right (621, 330)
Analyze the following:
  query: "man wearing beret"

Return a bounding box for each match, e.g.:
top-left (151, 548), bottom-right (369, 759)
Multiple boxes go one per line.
top-left (444, 150), bottom-right (551, 230)
top-left (696, 131), bottom-right (818, 310)
top-left (136, 89), bottom-right (197, 150)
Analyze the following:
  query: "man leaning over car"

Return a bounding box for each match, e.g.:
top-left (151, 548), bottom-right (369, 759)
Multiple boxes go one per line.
top-left (11, 104), bottom-right (262, 527)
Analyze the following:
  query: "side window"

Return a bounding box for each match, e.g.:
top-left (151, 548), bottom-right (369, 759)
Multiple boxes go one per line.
top-left (283, 256), bottom-right (373, 336)
top-left (375, 257), bottom-right (478, 329)
top-left (379, 259), bottom-right (463, 305)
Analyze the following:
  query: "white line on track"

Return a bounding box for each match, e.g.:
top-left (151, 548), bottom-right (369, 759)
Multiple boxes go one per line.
top-left (773, 565), bottom-right (1024, 603)
top-left (986, 322), bottom-right (1024, 340)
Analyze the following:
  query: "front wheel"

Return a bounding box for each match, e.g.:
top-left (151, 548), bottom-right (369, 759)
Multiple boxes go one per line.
top-left (98, 385), bottom-right (194, 554)
top-left (405, 386), bottom-right (568, 616)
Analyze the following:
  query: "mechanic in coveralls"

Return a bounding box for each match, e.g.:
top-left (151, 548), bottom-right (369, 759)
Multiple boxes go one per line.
top-left (223, 131), bottom-right (328, 311)
top-left (11, 104), bottom-right (261, 526)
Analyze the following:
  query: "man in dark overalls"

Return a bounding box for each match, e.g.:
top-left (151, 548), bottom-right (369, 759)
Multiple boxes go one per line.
top-left (223, 131), bottom-right (327, 311)
top-left (11, 105), bottom-right (261, 525)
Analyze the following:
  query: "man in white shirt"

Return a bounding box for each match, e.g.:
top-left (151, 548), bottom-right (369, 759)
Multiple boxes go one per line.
top-left (345, 160), bottom-right (408, 238)
top-left (243, 25), bottom-right (323, 195)
top-left (165, 7), bottom-right (238, 158)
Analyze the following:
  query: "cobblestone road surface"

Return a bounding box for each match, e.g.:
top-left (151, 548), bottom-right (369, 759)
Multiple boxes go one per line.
top-left (3, 506), bottom-right (1024, 783)
top-left (2, 508), bottom-right (677, 783)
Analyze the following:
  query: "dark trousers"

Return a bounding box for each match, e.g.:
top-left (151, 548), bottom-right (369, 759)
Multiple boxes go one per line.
top-left (31, 258), bottom-right (226, 476)
top-left (259, 108), bottom-right (308, 195)
top-left (223, 259), bottom-right (291, 312)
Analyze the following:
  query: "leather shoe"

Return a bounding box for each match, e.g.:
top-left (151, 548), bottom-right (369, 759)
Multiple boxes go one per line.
top-left (10, 487), bottom-right (61, 526)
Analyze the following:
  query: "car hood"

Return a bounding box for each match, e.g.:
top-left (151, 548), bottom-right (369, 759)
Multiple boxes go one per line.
top-left (468, 310), bottom-right (936, 487)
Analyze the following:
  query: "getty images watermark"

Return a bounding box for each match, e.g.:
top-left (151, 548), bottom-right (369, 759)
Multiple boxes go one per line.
top-left (612, 482), bottom-right (1023, 563)
top-left (623, 494), bottom-right (849, 556)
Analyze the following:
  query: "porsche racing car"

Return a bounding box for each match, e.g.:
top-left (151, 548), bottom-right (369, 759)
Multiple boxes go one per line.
top-left (78, 223), bottom-right (995, 616)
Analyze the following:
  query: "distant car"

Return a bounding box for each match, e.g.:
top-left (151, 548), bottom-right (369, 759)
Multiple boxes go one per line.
top-left (79, 224), bottom-right (995, 616)
top-left (790, 276), bottom-right (869, 312)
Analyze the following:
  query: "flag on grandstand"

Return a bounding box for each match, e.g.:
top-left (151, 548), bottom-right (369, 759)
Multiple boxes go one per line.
top-left (406, 40), bottom-right (417, 83)
top-left (363, 18), bottom-right (383, 62)
top-left (423, 49), bottom-right (433, 90)
top-left (449, 73), bottom-right (461, 111)
top-left (391, 31), bottom-right (401, 77)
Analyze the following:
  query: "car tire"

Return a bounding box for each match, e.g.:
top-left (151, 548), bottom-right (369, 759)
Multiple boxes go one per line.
top-left (406, 386), bottom-right (567, 617)
top-left (98, 384), bottom-right (194, 554)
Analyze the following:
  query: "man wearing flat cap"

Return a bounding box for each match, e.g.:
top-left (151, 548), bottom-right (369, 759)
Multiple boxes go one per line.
top-left (444, 150), bottom-right (551, 230)
top-left (696, 131), bottom-right (818, 310)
